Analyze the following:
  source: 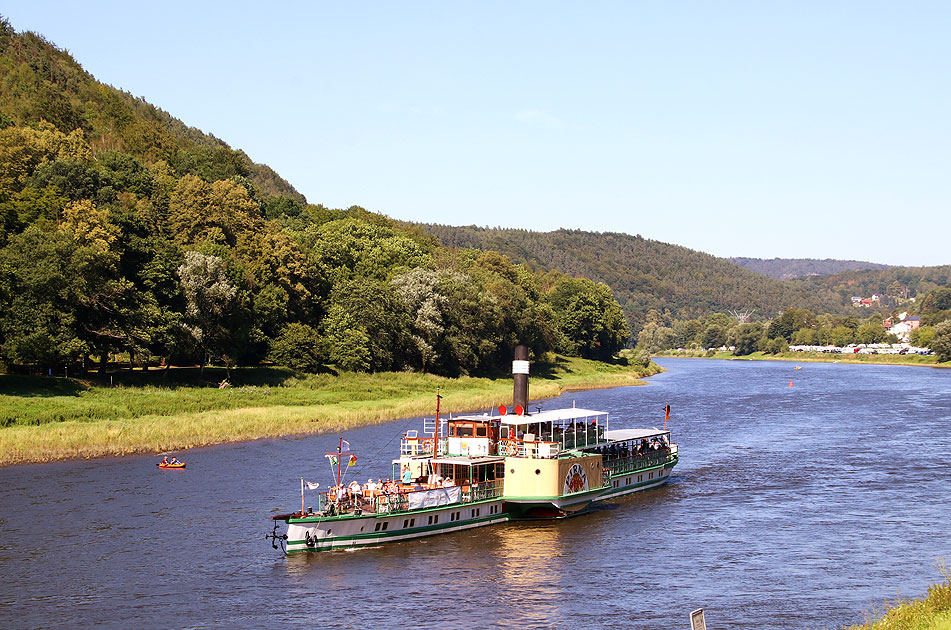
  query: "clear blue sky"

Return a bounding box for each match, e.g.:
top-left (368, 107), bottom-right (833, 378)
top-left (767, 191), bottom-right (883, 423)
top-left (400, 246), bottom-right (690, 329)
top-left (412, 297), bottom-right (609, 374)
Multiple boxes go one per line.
top-left (4, 1), bottom-right (949, 266)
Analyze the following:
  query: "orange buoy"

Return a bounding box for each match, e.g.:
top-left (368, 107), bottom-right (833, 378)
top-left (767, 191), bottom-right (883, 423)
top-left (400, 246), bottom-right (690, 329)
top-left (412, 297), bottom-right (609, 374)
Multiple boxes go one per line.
top-left (789, 380), bottom-right (794, 387)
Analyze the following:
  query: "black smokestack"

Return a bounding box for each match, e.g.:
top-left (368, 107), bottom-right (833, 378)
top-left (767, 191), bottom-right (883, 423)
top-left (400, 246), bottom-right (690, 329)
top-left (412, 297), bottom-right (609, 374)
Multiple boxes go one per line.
top-left (513, 345), bottom-right (529, 412)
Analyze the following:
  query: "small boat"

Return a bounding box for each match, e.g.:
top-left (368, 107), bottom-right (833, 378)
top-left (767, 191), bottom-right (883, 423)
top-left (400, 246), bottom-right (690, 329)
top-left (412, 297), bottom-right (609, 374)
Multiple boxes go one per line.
top-left (266, 345), bottom-right (678, 555)
top-left (794, 366), bottom-right (802, 370)
top-left (157, 461), bottom-right (186, 469)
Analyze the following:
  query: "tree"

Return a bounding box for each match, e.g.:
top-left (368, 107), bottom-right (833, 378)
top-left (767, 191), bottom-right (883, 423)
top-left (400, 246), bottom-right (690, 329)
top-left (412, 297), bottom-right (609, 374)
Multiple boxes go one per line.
top-left (267, 323), bottom-right (324, 372)
top-left (637, 322), bottom-right (675, 354)
top-left (910, 326), bottom-right (935, 348)
top-left (790, 327), bottom-right (817, 345)
top-left (931, 321), bottom-right (951, 362)
top-left (167, 175), bottom-right (262, 247)
top-left (701, 325), bottom-right (728, 349)
top-left (177, 251), bottom-right (238, 371)
top-left (730, 323), bottom-right (763, 356)
top-left (391, 268), bottom-right (445, 372)
top-left (548, 277), bottom-right (630, 360)
top-left (321, 277), bottom-right (410, 372)
top-left (855, 323), bottom-right (887, 345)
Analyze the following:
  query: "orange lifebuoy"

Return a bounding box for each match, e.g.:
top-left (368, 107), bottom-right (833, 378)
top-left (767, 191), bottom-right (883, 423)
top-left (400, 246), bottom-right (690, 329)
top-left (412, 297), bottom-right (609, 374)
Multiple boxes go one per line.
top-left (504, 441), bottom-right (518, 456)
top-left (422, 440), bottom-right (433, 454)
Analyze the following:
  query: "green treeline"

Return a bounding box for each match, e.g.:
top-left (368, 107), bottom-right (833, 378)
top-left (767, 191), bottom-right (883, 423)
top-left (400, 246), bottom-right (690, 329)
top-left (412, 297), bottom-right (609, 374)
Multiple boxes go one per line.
top-left (419, 224), bottom-right (842, 330)
top-left (636, 304), bottom-right (951, 363)
top-left (0, 18), bottom-right (630, 376)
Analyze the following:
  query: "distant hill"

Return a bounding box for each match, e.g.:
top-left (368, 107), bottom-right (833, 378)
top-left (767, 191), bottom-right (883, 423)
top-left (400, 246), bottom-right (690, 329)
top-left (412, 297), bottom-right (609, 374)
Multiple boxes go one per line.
top-left (791, 265), bottom-right (951, 309)
top-left (728, 257), bottom-right (891, 280)
top-left (418, 225), bottom-right (845, 328)
top-left (0, 20), bottom-right (304, 202)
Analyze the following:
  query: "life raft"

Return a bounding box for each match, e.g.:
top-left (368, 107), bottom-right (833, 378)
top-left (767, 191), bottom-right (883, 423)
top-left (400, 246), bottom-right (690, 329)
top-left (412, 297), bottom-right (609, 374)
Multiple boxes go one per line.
top-left (157, 462), bottom-right (186, 469)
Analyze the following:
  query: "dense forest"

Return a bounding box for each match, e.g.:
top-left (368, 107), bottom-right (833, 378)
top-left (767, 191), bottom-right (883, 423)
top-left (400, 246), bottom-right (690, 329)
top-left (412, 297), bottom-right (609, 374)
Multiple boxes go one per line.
top-left (728, 257), bottom-right (891, 280)
top-left (0, 17), bottom-right (631, 376)
top-left (2, 16), bottom-right (949, 377)
top-left (418, 224), bottom-right (844, 330)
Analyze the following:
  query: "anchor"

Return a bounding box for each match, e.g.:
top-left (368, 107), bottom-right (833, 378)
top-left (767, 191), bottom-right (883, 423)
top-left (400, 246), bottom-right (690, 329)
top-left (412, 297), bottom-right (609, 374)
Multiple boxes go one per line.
top-left (265, 521), bottom-right (288, 555)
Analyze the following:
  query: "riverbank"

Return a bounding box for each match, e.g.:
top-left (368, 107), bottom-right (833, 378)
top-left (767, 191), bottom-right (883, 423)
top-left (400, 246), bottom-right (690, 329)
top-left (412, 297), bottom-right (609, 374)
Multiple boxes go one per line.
top-left (844, 567), bottom-right (951, 629)
top-left (0, 356), bottom-right (661, 466)
top-left (656, 349), bottom-right (947, 367)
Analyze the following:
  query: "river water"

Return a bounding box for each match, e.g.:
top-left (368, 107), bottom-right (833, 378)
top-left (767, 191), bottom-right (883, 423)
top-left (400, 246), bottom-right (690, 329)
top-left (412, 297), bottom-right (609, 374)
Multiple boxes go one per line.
top-left (1, 358), bottom-right (950, 629)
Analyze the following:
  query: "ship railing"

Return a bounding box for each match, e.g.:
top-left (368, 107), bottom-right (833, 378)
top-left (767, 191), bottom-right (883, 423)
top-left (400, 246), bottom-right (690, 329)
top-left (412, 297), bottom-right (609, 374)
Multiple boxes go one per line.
top-left (497, 438), bottom-right (560, 459)
top-left (462, 479), bottom-right (504, 502)
top-left (368, 480), bottom-right (503, 515)
top-left (604, 450), bottom-right (676, 476)
top-left (400, 436), bottom-right (449, 457)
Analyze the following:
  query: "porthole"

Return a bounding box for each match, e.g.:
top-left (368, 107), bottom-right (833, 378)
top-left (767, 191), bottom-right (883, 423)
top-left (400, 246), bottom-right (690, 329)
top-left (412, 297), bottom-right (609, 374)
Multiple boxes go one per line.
top-left (510, 468), bottom-right (515, 474)
top-left (535, 469), bottom-right (541, 475)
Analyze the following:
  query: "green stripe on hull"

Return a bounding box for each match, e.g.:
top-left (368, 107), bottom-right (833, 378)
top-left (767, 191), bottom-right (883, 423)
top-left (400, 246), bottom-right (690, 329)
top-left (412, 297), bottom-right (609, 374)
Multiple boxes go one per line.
top-left (286, 513), bottom-right (508, 554)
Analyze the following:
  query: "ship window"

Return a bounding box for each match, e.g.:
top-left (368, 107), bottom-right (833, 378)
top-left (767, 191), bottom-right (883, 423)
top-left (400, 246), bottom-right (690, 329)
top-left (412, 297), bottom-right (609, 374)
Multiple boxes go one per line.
top-left (638, 475), bottom-right (642, 482)
top-left (455, 424), bottom-right (474, 437)
top-left (410, 518), bottom-right (415, 527)
top-left (382, 522), bottom-right (388, 530)
top-left (375, 522), bottom-right (382, 532)
top-left (649, 472), bottom-right (653, 479)
top-left (476, 425), bottom-right (487, 437)
top-left (403, 519), bottom-right (409, 528)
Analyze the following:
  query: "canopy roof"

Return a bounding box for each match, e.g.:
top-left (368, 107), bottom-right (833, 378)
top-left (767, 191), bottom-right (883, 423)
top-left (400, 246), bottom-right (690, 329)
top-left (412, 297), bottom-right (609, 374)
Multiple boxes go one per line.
top-left (603, 428), bottom-right (669, 442)
top-left (451, 407), bottom-right (608, 426)
top-left (498, 407), bottom-right (608, 426)
top-left (429, 456), bottom-right (505, 467)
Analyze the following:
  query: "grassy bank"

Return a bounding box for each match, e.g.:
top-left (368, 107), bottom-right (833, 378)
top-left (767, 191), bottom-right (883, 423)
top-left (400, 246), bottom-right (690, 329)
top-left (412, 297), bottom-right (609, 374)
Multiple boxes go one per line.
top-left (0, 356), bottom-right (661, 465)
top-left (657, 349), bottom-right (946, 367)
top-left (845, 567), bottom-right (951, 630)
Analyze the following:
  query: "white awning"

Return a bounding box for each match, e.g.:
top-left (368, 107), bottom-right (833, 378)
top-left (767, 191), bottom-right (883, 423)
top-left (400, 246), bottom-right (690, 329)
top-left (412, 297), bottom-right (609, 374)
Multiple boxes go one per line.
top-left (498, 407), bottom-right (608, 426)
top-left (429, 456), bottom-right (505, 466)
top-left (603, 428), bottom-right (668, 442)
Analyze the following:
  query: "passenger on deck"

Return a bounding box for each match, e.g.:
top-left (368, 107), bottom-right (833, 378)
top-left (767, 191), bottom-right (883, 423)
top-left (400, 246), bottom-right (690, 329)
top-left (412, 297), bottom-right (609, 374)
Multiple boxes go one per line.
top-left (442, 477), bottom-right (455, 488)
top-left (401, 465), bottom-right (413, 484)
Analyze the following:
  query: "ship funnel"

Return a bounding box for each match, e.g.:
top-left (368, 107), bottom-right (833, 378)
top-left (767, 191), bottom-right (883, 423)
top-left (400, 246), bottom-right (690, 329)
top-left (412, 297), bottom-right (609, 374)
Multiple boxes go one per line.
top-left (512, 345), bottom-right (529, 412)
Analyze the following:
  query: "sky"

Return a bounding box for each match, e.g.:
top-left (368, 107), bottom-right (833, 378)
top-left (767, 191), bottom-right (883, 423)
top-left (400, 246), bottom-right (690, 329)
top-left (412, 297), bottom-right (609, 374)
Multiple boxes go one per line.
top-left (3, 1), bottom-right (949, 266)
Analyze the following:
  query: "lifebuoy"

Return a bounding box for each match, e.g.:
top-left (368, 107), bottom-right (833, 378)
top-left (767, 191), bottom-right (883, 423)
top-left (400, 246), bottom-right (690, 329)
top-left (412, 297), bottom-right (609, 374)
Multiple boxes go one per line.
top-left (504, 441), bottom-right (518, 456)
top-left (422, 440), bottom-right (433, 454)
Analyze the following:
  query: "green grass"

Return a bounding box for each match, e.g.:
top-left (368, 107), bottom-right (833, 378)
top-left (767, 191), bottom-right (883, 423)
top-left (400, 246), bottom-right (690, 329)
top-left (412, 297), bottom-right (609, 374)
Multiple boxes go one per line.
top-left (0, 356), bottom-right (661, 464)
top-left (845, 566), bottom-right (951, 630)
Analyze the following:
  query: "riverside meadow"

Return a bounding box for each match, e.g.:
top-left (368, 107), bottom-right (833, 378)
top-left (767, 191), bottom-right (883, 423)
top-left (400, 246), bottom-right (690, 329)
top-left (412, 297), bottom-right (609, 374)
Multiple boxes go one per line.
top-left (0, 355), bottom-right (660, 465)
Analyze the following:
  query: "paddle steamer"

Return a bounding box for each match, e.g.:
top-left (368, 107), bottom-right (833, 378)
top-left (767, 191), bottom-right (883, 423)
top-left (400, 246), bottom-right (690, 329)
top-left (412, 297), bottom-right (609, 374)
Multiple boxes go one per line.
top-left (266, 347), bottom-right (678, 555)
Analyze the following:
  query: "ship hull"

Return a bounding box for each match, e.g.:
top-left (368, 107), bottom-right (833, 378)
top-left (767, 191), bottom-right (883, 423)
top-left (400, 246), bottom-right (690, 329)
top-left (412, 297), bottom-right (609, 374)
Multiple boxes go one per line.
top-left (284, 498), bottom-right (507, 554)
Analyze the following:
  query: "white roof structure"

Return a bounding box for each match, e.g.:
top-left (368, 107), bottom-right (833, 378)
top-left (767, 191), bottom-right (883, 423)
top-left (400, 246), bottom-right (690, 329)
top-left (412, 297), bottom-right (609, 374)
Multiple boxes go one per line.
top-left (604, 428), bottom-right (669, 441)
top-left (429, 456), bottom-right (505, 466)
top-left (498, 407), bottom-right (608, 426)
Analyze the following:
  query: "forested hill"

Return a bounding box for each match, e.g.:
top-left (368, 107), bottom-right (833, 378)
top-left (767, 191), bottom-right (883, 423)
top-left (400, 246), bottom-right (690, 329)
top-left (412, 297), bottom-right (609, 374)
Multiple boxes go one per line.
top-left (418, 224), bottom-right (840, 328)
top-left (0, 20), bottom-right (303, 202)
top-left (0, 16), bottom-right (637, 376)
top-left (791, 265), bottom-right (951, 308)
top-left (728, 257), bottom-right (891, 280)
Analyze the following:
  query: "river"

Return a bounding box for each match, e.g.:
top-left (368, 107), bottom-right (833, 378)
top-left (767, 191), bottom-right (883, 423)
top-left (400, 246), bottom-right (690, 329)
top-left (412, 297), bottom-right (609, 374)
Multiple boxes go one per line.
top-left (1, 358), bottom-right (949, 629)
